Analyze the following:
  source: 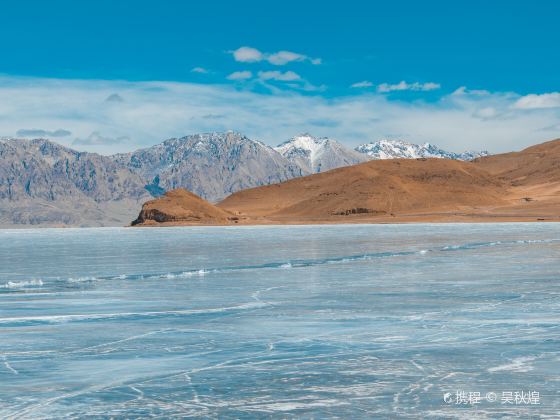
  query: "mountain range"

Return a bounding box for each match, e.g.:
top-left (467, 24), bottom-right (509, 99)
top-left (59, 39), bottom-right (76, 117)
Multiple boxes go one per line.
top-left (133, 138), bottom-right (560, 226)
top-left (355, 139), bottom-right (488, 160)
top-left (113, 132), bottom-right (304, 202)
top-left (0, 132), bottom-right (490, 227)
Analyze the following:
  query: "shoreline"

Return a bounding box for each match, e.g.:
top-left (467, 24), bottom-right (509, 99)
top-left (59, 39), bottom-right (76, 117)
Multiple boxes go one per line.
top-left (132, 212), bottom-right (560, 227)
top-left (1, 216), bottom-right (558, 229)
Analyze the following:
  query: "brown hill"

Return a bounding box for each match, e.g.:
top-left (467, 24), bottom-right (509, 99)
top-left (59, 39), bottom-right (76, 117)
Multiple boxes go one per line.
top-left (132, 138), bottom-right (560, 226)
top-left (470, 138), bottom-right (560, 219)
top-left (218, 158), bottom-right (507, 220)
top-left (474, 138), bottom-right (560, 184)
top-left (131, 189), bottom-right (235, 226)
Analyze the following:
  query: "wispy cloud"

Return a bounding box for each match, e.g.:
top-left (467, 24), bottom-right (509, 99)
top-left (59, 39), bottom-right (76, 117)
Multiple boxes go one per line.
top-left (191, 67), bottom-right (209, 74)
top-left (539, 123), bottom-right (560, 132)
top-left (73, 131), bottom-right (129, 146)
top-left (226, 70), bottom-right (253, 81)
top-left (16, 128), bottom-right (71, 137)
top-left (452, 86), bottom-right (490, 96)
top-left (199, 114), bottom-right (226, 120)
top-left (268, 51), bottom-right (320, 65)
top-left (231, 46), bottom-right (320, 66)
top-left (473, 107), bottom-right (499, 120)
top-left (351, 81), bottom-right (373, 88)
top-left (258, 71), bottom-right (301, 82)
top-left (377, 81), bottom-right (441, 93)
top-left (1, 75), bottom-right (559, 155)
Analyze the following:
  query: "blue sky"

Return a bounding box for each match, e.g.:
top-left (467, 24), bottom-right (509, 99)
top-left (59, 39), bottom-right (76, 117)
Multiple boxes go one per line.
top-left (0, 0), bottom-right (559, 153)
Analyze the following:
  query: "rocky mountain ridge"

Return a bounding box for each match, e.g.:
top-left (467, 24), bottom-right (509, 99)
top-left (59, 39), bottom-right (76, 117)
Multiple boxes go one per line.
top-left (0, 138), bottom-right (150, 226)
top-left (114, 132), bottom-right (305, 202)
top-left (0, 132), bottom-right (492, 227)
top-left (133, 138), bottom-right (560, 226)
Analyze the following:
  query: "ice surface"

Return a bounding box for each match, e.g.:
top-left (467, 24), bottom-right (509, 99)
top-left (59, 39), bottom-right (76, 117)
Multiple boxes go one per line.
top-left (0, 224), bottom-right (558, 418)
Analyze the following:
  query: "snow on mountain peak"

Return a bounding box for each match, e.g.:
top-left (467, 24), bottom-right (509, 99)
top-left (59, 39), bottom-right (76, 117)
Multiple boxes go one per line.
top-left (276, 134), bottom-right (328, 164)
top-left (355, 139), bottom-right (488, 161)
top-left (275, 133), bottom-right (367, 173)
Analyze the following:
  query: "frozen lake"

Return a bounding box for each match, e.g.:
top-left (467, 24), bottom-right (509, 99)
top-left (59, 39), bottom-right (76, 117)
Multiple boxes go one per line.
top-left (0, 224), bottom-right (558, 418)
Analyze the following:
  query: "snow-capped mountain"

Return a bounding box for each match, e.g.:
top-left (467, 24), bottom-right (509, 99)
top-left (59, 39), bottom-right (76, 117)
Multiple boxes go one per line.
top-left (355, 139), bottom-right (489, 161)
top-left (114, 131), bottom-right (304, 202)
top-left (275, 133), bottom-right (368, 173)
top-left (1, 132), bottom-right (491, 227)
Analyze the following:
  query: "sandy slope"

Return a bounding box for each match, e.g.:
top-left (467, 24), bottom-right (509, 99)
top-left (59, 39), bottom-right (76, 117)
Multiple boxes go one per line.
top-left (132, 139), bottom-right (560, 226)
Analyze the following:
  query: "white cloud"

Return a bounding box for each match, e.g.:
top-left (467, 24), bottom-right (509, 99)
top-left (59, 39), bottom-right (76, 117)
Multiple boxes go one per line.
top-left (351, 81), bottom-right (373, 88)
top-left (231, 46), bottom-right (320, 66)
top-left (421, 82), bottom-right (441, 91)
top-left (267, 51), bottom-right (306, 65)
top-left (232, 47), bottom-right (264, 63)
top-left (513, 92), bottom-right (560, 109)
top-left (0, 75), bottom-right (559, 155)
top-left (258, 70), bottom-right (301, 82)
top-left (191, 67), bottom-right (209, 74)
top-left (377, 81), bottom-right (441, 93)
top-left (226, 70), bottom-right (253, 81)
